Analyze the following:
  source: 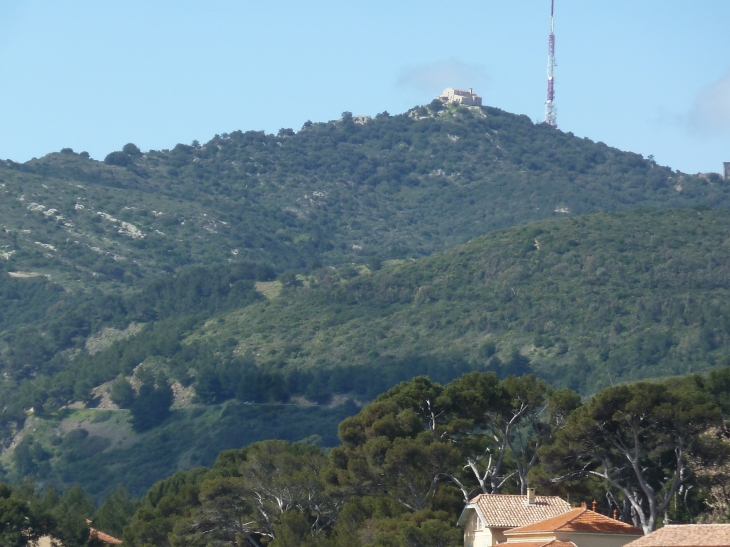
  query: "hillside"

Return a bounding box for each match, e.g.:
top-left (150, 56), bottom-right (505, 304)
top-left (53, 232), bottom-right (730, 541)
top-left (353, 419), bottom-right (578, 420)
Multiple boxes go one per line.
top-left (2, 102), bottom-right (726, 383)
top-left (1, 401), bottom-right (355, 500)
top-left (184, 207), bottom-right (730, 396)
top-left (2, 101), bottom-right (730, 499)
top-left (6, 208), bottom-right (730, 498)
top-left (1, 102), bottom-right (726, 295)
top-left (2, 102), bottom-right (726, 396)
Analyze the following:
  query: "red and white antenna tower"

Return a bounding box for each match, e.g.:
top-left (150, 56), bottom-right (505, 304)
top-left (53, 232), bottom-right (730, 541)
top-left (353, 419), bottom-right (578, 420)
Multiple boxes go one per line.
top-left (544, 0), bottom-right (557, 127)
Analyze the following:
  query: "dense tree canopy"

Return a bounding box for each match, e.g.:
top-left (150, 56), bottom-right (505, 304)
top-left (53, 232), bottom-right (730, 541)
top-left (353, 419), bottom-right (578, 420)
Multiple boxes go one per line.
top-left (113, 369), bottom-right (730, 545)
top-left (1, 368), bottom-right (729, 546)
top-left (0, 482), bottom-right (101, 547)
top-left (539, 375), bottom-right (730, 533)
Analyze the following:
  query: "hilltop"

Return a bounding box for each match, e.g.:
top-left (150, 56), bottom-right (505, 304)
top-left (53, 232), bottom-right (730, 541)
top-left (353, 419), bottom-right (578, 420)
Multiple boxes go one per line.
top-left (2, 101), bottom-right (726, 393)
top-left (1, 102), bottom-right (726, 293)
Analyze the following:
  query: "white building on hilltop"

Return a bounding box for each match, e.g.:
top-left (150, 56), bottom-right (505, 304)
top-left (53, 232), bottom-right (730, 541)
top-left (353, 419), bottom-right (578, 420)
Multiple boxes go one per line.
top-left (437, 87), bottom-right (482, 106)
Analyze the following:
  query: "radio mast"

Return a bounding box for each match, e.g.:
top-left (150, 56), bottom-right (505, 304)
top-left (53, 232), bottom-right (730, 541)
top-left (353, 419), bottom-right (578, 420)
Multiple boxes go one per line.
top-left (544, 0), bottom-right (557, 127)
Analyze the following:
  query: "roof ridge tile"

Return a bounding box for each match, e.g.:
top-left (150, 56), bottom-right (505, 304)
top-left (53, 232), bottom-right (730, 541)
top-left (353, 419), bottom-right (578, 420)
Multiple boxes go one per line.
top-left (505, 508), bottom-right (643, 536)
top-left (555, 507), bottom-right (587, 530)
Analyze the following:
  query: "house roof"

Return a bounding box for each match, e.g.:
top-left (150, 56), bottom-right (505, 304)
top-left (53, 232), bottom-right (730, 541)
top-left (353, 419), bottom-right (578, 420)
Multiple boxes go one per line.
top-left (86, 519), bottom-right (122, 545)
top-left (505, 508), bottom-right (643, 537)
top-left (90, 527), bottom-right (123, 545)
top-left (504, 541), bottom-right (576, 547)
top-left (460, 494), bottom-right (572, 528)
top-left (625, 524), bottom-right (730, 546)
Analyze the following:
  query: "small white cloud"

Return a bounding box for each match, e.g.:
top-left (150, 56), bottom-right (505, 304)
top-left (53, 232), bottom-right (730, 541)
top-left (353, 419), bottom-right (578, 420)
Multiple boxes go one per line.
top-left (687, 69), bottom-right (730, 136)
top-left (397, 58), bottom-right (489, 95)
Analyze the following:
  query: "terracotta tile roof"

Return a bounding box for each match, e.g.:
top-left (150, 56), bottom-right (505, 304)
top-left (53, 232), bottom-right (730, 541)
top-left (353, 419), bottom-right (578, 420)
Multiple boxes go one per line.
top-left (625, 524), bottom-right (730, 546)
top-left (89, 527), bottom-right (123, 545)
top-left (469, 494), bottom-right (572, 528)
top-left (505, 508), bottom-right (643, 536)
top-left (504, 541), bottom-right (575, 547)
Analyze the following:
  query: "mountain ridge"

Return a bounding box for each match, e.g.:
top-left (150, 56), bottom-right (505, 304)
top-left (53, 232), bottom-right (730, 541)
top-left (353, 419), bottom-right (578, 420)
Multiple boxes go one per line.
top-left (2, 102), bottom-right (726, 294)
top-left (1, 102), bottom-right (730, 498)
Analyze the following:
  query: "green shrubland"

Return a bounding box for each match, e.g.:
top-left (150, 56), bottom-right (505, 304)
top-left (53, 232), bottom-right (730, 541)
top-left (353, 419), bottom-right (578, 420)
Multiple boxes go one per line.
top-left (0, 102), bottom-right (725, 292)
top-left (5, 208), bottom-right (730, 499)
top-left (183, 208), bottom-right (730, 396)
top-left (1, 102), bottom-right (730, 512)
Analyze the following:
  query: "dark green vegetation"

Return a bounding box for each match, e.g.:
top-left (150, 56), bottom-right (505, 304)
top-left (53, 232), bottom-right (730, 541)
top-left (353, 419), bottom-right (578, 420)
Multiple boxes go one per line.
top-left (2, 101), bottom-right (730, 520)
top-left (0, 262), bottom-right (272, 426)
top-left (0, 103), bottom-right (724, 290)
top-left (109, 368), bottom-right (730, 545)
top-left (10, 367), bottom-right (727, 543)
top-left (9, 370), bottom-right (728, 546)
top-left (0, 481), bottom-right (107, 547)
top-left (6, 208), bottom-right (730, 501)
top-left (186, 208), bottom-right (730, 395)
top-left (5, 359), bottom-right (730, 545)
top-left (3, 402), bottom-right (357, 501)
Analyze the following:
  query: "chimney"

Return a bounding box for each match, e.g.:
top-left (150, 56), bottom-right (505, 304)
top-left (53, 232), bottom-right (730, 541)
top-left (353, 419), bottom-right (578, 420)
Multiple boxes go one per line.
top-left (592, 500), bottom-right (597, 512)
top-left (526, 488), bottom-right (536, 505)
top-left (580, 501), bottom-right (587, 509)
top-left (613, 509), bottom-right (619, 520)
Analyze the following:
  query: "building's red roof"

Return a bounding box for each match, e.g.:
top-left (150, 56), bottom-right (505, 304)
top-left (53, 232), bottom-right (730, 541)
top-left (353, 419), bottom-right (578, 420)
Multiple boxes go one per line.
top-left (468, 494), bottom-right (572, 528)
top-left (505, 508), bottom-right (643, 536)
top-left (625, 524), bottom-right (730, 546)
top-left (504, 541), bottom-right (575, 547)
top-left (89, 527), bottom-right (122, 545)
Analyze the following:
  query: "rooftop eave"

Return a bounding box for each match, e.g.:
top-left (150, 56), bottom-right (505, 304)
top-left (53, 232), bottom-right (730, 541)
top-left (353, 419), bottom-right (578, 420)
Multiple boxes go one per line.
top-left (506, 529), bottom-right (644, 537)
top-left (457, 505), bottom-right (475, 527)
top-left (457, 505), bottom-right (488, 528)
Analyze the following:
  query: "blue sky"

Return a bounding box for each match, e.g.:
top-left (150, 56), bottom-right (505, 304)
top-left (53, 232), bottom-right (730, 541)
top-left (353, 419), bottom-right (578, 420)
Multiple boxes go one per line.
top-left (1, 1), bottom-right (728, 174)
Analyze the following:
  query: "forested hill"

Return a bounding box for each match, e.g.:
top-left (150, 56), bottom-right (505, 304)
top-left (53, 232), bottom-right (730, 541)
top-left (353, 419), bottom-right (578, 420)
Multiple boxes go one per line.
top-left (2, 103), bottom-right (730, 500)
top-left (0, 102), bottom-right (726, 291)
top-left (16, 207), bottom-right (730, 423)
top-left (5, 209), bottom-right (730, 498)
top-left (184, 208), bottom-right (730, 397)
